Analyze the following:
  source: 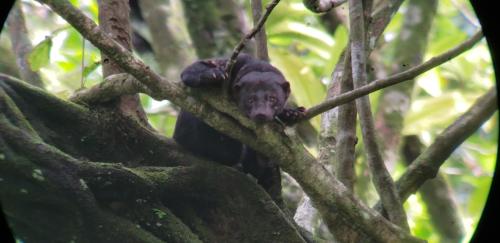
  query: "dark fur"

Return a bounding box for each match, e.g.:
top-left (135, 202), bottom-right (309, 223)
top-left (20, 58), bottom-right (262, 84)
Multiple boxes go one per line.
top-left (173, 54), bottom-right (304, 201)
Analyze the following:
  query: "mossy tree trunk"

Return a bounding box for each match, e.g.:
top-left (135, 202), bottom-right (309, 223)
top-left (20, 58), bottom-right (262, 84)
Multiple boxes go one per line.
top-left (0, 1), bottom-right (305, 242)
top-left (1, 0), bottom-right (494, 242)
top-left (0, 75), bottom-right (305, 242)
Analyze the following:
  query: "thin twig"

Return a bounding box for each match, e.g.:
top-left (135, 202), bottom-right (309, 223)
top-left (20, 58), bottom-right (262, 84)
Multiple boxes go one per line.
top-left (303, 30), bottom-right (483, 120)
top-left (224, 0), bottom-right (280, 74)
top-left (348, 0), bottom-right (409, 230)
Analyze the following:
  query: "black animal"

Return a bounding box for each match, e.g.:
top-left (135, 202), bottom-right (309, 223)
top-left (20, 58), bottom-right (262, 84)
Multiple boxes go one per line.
top-left (173, 54), bottom-right (304, 202)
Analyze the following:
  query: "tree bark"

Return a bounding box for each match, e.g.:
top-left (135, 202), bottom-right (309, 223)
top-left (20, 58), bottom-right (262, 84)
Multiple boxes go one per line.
top-left (0, 74), bottom-right (306, 243)
top-left (375, 0), bottom-right (438, 164)
top-left (16, 1), bottom-right (485, 241)
top-left (138, 0), bottom-right (195, 80)
top-left (6, 1), bottom-right (44, 88)
top-left (181, 0), bottom-right (253, 58)
top-left (402, 136), bottom-right (465, 243)
top-left (97, 0), bottom-right (149, 127)
top-left (349, 0), bottom-right (409, 230)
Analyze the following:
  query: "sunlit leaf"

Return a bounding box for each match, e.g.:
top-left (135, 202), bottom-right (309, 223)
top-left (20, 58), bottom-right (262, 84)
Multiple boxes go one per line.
top-left (403, 92), bottom-right (461, 134)
top-left (28, 37), bottom-right (52, 71)
top-left (269, 48), bottom-right (325, 129)
top-left (82, 61), bottom-right (101, 79)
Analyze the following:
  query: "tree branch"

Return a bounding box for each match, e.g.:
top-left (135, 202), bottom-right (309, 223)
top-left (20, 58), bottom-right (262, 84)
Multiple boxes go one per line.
top-left (35, 1), bottom-right (425, 241)
top-left (402, 136), bottom-right (465, 242)
top-left (138, 0), bottom-right (195, 80)
top-left (225, 0), bottom-right (280, 73)
top-left (69, 73), bottom-right (150, 104)
top-left (371, 88), bottom-right (497, 216)
top-left (6, 1), bottom-right (44, 88)
top-left (374, 0), bottom-right (438, 166)
top-left (349, 0), bottom-right (409, 230)
top-left (251, 0), bottom-right (270, 61)
top-left (97, 0), bottom-right (150, 126)
top-left (396, 88), bottom-right (497, 202)
top-left (303, 30), bottom-right (484, 120)
top-left (297, 1), bottom-right (404, 240)
top-left (335, 51), bottom-right (357, 191)
top-left (35, 0), bottom-right (264, 155)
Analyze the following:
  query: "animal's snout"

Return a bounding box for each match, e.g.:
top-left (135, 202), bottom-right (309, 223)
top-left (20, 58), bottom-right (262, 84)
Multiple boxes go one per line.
top-left (251, 112), bottom-right (274, 122)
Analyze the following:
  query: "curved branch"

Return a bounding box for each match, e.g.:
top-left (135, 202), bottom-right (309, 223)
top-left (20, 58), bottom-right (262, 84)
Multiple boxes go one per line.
top-left (0, 73), bottom-right (90, 122)
top-left (69, 73), bottom-right (150, 104)
top-left (396, 88), bottom-right (497, 202)
top-left (35, 0), bottom-right (263, 155)
top-left (349, 0), bottom-right (409, 230)
top-left (372, 88), bottom-right (497, 214)
top-left (35, 1), bottom-right (425, 241)
top-left (304, 30), bottom-right (484, 120)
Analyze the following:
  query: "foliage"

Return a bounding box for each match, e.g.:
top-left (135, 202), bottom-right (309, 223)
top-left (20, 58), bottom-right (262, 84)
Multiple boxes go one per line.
top-left (0, 0), bottom-right (496, 242)
top-left (27, 36), bottom-right (52, 71)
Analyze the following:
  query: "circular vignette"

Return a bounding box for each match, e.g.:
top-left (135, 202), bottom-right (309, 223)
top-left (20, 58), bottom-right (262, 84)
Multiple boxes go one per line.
top-left (0, 4), bottom-right (15, 243)
top-left (469, 1), bottom-right (499, 242)
top-left (0, 0), bottom-right (497, 242)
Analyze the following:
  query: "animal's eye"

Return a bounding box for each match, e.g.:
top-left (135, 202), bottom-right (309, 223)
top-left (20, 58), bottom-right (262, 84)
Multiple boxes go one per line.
top-left (268, 96), bottom-right (277, 104)
top-left (247, 97), bottom-right (255, 105)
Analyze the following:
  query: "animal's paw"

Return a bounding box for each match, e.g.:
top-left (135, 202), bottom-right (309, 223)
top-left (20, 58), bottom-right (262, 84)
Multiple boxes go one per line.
top-left (276, 106), bottom-right (306, 125)
top-left (181, 59), bottom-right (228, 87)
top-left (199, 60), bottom-right (227, 82)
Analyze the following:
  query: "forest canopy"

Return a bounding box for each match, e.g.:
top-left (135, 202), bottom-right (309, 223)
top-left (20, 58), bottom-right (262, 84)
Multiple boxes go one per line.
top-left (0, 0), bottom-right (497, 242)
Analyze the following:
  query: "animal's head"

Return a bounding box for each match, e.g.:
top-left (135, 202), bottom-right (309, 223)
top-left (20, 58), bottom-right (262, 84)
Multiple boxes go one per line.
top-left (232, 61), bottom-right (290, 122)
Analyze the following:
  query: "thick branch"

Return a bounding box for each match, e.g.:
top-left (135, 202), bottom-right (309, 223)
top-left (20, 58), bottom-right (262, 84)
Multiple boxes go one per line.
top-left (348, 0), bottom-right (409, 230)
top-left (97, 0), bottom-right (149, 126)
top-left (0, 110), bottom-right (302, 242)
top-left (304, 30), bottom-right (484, 120)
top-left (182, 0), bottom-right (249, 58)
top-left (69, 73), bottom-right (150, 104)
top-left (138, 0), bottom-right (194, 80)
top-left (36, 1), bottom-right (425, 241)
top-left (372, 88), bottom-right (497, 214)
top-left (6, 1), bottom-right (44, 88)
top-left (402, 136), bottom-right (465, 242)
top-left (251, 0), bottom-right (270, 61)
top-left (397, 88), bottom-right (497, 202)
top-left (36, 0), bottom-right (262, 153)
top-left (375, 0), bottom-right (438, 165)
top-left (335, 52), bottom-right (357, 191)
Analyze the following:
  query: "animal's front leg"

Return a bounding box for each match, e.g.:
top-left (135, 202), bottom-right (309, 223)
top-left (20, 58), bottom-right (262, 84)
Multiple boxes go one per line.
top-left (180, 59), bottom-right (228, 87)
top-left (276, 106), bottom-right (306, 125)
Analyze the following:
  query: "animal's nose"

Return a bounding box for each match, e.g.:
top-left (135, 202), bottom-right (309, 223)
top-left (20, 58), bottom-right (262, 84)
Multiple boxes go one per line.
top-left (253, 113), bottom-right (272, 122)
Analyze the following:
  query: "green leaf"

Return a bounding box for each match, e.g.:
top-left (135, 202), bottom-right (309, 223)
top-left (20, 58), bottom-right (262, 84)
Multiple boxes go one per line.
top-left (82, 61), bottom-right (101, 79)
top-left (28, 37), bottom-right (52, 71)
top-left (269, 48), bottom-right (326, 129)
top-left (402, 92), bottom-right (475, 135)
top-left (152, 208), bottom-right (167, 219)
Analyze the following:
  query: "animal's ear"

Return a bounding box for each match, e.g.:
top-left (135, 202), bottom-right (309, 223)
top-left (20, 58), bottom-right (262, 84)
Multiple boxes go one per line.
top-left (281, 81), bottom-right (290, 97)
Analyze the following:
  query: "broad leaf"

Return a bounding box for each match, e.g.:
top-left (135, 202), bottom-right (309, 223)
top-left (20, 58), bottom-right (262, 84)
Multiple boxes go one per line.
top-left (28, 37), bottom-right (52, 71)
